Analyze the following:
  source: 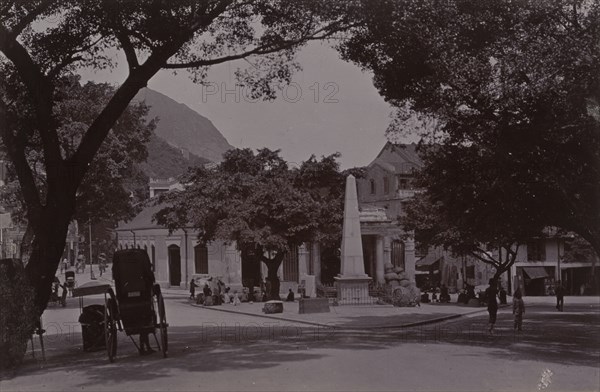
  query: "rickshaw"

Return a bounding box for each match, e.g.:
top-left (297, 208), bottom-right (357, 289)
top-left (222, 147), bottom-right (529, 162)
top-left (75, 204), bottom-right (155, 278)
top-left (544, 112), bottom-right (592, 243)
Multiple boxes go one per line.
top-left (73, 249), bottom-right (168, 362)
top-left (110, 248), bottom-right (168, 360)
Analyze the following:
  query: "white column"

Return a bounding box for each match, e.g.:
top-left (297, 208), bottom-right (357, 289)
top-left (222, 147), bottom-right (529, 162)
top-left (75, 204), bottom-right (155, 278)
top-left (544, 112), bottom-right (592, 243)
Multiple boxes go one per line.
top-left (375, 236), bottom-right (385, 285)
top-left (298, 244), bottom-right (309, 277)
top-left (383, 236), bottom-right (392, 267)
top-left (404, 235), bottom-right (416, 282)
top-left (313, 242), bottom-right (322, 284)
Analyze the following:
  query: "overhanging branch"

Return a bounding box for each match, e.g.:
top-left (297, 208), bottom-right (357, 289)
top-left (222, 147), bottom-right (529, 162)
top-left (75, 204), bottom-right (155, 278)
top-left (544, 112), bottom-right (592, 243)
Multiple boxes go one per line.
top-left (5, 0), bottom-right (57, 39)
top-left (0, 24), bottom-right (62, 174)
top-left (165, 22), bottom-right (353, 69)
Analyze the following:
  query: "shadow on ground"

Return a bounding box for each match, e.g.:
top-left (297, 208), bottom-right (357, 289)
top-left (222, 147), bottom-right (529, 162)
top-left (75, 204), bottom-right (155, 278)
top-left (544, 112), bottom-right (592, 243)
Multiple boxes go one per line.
top-left (2, 304), bottom-right (598, 384)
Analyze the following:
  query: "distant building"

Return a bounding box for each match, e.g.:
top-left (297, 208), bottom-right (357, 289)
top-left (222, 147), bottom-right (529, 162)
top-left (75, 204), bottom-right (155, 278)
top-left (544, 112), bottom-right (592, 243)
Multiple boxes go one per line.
top-left (356, 142), bottom-right (421, 286)
top-left (117, 179), bottom-right (316, 292)
top-left (512, 228), bottom-right (598, 296)
top-left (356, 143), bottom-right (499, 293)
top-left (114, 202), bottom-right (317, 294)
top-left (148, 178), bottom-right (182, 198)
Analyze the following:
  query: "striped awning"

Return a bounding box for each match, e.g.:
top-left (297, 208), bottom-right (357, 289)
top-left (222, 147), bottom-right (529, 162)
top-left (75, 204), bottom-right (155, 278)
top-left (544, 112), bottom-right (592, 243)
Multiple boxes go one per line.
top-left (416, 254), bottom-right (442, 271)
top-left (522, 267), bottom-right (549, 280)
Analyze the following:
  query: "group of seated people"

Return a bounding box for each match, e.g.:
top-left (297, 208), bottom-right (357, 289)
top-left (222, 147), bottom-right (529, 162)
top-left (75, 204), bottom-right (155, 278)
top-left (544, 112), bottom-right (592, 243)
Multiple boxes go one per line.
top-left (455, 284), bottom-right (508, 305)
top-left (420, 284), bottom-right (452, 303)
top-left (191, 278), bottom-right (271, 306)
top-left (190, 276), bottom-right (301, 305)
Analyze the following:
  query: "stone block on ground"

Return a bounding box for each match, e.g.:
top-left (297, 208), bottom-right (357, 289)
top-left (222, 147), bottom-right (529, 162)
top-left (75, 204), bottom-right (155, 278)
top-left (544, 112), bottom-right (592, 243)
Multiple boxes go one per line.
top-left (299, 298), bottom-right (330, 314)
top-left (467, 298), bottom-right (480, 307)
top-left (263, 300), bottom-right (283, 314)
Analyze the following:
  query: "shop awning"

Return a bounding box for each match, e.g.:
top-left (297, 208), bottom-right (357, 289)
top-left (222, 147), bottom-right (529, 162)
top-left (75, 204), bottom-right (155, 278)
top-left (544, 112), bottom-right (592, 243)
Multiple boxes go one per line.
top-left (416, 254), bottom-right (442, 271)
top-left (522, 267), bottom-right (549, 280)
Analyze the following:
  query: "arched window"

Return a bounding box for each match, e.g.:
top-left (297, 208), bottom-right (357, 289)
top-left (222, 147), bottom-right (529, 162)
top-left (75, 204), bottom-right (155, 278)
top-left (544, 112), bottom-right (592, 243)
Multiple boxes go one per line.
top-left (391, 240), bottom-right (405, 269)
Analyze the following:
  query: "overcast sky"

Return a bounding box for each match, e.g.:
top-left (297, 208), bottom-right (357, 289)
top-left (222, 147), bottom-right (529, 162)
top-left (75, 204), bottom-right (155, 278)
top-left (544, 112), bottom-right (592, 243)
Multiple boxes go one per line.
top-left (83, 42), bottom-right (404, 169)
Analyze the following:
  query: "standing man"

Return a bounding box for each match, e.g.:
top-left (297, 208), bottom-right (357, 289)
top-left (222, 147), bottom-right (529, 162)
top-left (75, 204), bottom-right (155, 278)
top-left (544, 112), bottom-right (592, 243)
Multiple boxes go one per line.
top-left (61, 258), bottom-right (69, 274)
top-left (485, 278), bottom-right (499, 334)
top-left (555, 280), bottom-right (564, 311)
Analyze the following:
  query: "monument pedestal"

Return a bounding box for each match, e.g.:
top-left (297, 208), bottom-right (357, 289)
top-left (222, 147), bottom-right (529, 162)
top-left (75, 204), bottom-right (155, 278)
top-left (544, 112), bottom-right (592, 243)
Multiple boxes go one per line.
top-left (334, 276), bottom-right (373, 305)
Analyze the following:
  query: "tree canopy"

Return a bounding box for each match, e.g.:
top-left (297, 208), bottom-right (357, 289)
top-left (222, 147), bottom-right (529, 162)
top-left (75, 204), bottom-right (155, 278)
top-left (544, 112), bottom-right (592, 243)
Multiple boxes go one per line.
top-left (339, 0), bottom-right (600, 264)
top-left (1, 77), bottom-right (152, 251)
top-left (155, 148), bottom-right (361, 298)
top-left (0, 0), bottom-right (359, 318)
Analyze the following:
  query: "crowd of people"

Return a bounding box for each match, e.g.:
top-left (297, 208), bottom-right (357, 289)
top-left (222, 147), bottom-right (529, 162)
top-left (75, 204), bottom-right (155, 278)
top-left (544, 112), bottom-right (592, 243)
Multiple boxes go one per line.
top-left (189, 276), bottom-right (297, 306)
top-left (417, 279), bottom-right (569, 334)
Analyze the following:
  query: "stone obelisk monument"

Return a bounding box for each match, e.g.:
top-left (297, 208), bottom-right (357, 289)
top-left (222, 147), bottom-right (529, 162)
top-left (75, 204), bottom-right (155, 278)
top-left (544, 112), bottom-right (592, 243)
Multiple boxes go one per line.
top-left (334, 175), bottom-right (372, 304)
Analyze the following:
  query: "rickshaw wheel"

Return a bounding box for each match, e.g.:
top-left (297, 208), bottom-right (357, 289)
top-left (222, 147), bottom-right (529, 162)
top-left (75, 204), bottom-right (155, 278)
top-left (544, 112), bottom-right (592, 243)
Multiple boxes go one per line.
top-left (104, 298), bottom-right (117, 362)
top-left (156, 292), bottom-right (168, 358)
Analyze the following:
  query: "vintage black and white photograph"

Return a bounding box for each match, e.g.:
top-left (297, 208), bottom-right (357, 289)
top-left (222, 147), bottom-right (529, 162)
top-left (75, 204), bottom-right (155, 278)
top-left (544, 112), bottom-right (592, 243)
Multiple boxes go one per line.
top-left (1, 1), bottom-right (599, 391)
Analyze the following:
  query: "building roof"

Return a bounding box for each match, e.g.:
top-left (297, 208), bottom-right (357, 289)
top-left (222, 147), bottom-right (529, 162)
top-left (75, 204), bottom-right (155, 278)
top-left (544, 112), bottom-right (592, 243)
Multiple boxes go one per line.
top-left (359, 205), bottom-right (391, 222)
top-left (116, 201), bottom-right (166, 231)
top-left (368, 142), bottom-right (423, 174)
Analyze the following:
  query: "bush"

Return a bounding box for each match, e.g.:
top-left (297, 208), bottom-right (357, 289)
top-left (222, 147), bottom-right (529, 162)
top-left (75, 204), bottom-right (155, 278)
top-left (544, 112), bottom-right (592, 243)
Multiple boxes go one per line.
top-left (0, 259), bottom-right (37, 369)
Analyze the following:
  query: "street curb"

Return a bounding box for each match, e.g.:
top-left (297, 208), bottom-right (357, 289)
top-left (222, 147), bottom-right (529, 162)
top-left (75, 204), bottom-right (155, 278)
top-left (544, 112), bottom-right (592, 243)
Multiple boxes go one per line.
top-left (188, 302), bottom-right (494, 331)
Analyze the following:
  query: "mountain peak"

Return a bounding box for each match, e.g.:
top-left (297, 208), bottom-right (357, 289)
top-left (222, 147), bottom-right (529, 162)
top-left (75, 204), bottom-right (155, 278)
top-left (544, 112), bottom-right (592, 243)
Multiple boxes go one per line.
top-left (134, 88), bottom-right (233, 163)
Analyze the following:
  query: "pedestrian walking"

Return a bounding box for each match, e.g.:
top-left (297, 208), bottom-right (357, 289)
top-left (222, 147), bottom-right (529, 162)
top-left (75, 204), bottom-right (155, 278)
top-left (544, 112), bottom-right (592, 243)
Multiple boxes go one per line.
top-left (98, 253), bottom-right (107, 276)
top-left (485, 278), bottom-right (499, 334)
top-left (61, 258), bottom-right (69, 274)
top-left (189, 278), bottom-right (198, 300)
top-left (555, 280), bottom-right (564, 311)
top-left (512, 289), bottom-right (525, 331)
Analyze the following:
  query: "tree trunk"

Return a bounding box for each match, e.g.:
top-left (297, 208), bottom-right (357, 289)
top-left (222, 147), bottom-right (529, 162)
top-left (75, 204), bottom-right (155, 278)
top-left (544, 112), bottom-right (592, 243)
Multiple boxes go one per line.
top-left (493, 267), bottom-right (509, 283)
top-left (262, 252), bottom-right (284, 300)
top-left (24, 207), bottom-right (73, 316)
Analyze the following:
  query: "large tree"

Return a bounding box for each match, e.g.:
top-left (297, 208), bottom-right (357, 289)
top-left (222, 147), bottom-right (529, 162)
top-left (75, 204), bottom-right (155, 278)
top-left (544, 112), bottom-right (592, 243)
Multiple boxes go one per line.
top-left (155, 148), bottom-right (359, 299)
top-left (0, 0), bottom-right (359, 316)
top-left (402, 149), bottom-right (543, 281)
top-left (339, 0), bottom-right (600, 266)
top-left (0, 77), bottom-right (152, 254)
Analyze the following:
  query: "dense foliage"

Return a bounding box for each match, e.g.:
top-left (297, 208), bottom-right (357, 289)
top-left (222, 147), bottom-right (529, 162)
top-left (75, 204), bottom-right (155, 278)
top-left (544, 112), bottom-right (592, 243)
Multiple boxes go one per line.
top-left (339, 0), bottom-right (600, 277)
top-left (155, 148), bottom-right (362, 298)
top-left (0, 0), bottom-right (359, 318)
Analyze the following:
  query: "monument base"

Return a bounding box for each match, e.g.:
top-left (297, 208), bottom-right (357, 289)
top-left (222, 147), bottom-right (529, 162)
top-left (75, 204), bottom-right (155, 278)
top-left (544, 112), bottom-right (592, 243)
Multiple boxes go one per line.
top-left (334, 276), bottom-right (373, 305)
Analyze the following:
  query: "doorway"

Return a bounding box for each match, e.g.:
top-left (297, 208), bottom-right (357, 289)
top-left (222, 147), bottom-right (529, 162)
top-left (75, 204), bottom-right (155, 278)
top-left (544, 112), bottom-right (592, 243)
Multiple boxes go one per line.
top-left (168, 244), bottom-right (181, 286)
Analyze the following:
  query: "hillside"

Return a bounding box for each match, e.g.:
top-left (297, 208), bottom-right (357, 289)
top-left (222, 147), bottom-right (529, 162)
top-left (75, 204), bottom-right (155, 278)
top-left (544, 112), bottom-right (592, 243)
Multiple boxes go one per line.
top-left (140, 134), bottom-right (210, 179)
top-left (134, 88), bottom-right (233, 163)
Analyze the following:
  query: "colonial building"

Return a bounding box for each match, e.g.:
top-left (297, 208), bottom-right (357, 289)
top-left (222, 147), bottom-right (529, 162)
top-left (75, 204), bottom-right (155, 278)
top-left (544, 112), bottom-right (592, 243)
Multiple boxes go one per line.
top-left (115, 188), bottom-right (321, 295)
top-left (355, 142), bottom-right (421, 286)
